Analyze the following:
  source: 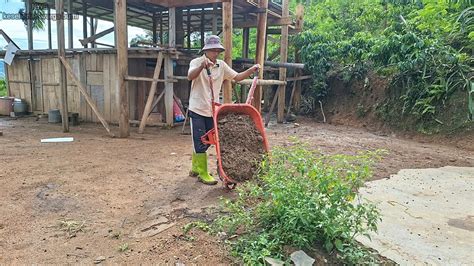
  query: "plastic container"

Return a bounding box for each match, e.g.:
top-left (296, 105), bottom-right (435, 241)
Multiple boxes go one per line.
top-left (0, 97), bottom-right (14, 116)
top-left (48, 109), bottom-right (62, 123)
top-left (13, 100), bottom-right (28, 115)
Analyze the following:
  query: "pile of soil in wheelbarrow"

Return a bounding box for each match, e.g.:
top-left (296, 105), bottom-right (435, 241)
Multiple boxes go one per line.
top-left (217, 113), bottom-right (266, 182)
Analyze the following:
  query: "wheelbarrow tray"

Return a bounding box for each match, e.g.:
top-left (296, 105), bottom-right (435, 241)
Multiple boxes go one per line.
top-left (202, 103), bottom-right (270, 188)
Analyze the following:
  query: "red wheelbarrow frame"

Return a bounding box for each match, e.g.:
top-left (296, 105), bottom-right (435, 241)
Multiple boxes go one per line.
top-left (201, 70), bottom-right (270, 189)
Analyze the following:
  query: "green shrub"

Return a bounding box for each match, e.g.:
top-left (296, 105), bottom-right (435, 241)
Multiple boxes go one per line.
top-left (0, 79), bottom-right (7, 97)
top-left (212, 142), bottom-right (384, 264)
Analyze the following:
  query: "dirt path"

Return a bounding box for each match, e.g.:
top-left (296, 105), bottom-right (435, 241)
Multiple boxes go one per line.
top-left (0, 117), bottom-right (472, 264)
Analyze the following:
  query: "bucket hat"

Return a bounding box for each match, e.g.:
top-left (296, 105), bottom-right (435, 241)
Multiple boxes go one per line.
top-left (200, 35), bottom-right (225, 53)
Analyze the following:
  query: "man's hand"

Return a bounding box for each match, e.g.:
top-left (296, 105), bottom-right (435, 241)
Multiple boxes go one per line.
top-left (201, 57), bottom-right (215, 69)
top-left (250, 64), bottom-right (260, 72)
top-left (234, 64), bottom-right (262, 82)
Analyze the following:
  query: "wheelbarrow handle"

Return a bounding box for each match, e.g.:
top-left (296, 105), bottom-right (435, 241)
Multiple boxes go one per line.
top-left (246, 75), bottom-right (259, 105)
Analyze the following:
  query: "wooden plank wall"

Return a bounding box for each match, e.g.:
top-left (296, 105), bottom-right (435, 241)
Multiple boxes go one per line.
top-left (7, 59), bottom-right (33, 112)
top-left (6, 54), bottom-right (186, 124)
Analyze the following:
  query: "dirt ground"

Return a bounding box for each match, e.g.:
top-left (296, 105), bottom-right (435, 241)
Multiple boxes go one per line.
top-left (0, 116), bottom-right (473, 264)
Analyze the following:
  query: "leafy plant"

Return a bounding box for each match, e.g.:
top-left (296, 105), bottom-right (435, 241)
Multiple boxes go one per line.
top-left (0, 79), bottom-right (7, 97)
top-left (212, 142), bottom-right (385, 264)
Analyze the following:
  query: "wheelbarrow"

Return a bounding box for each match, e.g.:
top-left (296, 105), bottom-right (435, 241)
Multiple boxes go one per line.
top-left (201, 68), bottom-right (270, 189)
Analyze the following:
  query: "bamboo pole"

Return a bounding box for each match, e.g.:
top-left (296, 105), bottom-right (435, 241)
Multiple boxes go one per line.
top-left (223, 0), bottom-right (233, 103)
top-left (138, 53), bottom-right (164, 134)
top-left (56, 0), bottom-right (69, 132)
top-left (115, 0), bottom-right (129, 137)
top-left (59, 56), bottom-right (114, 137)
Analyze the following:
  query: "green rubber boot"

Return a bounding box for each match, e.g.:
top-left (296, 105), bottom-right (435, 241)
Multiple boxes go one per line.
top-left (189, 153), bottom-right (199, 177)
top-left (194, 153), bottom-right (218, 185)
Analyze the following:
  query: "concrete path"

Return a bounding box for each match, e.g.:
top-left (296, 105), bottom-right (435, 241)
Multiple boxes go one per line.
top-left (357, 166), bottom-right (474, 265)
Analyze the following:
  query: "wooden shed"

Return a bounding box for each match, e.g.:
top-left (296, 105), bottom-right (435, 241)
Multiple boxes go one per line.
top-left (1, 0), bottom-right (305, 138)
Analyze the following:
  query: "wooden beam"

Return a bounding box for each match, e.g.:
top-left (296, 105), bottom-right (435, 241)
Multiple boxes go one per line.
top-left (235, 58), bottom-right (304, 69)
top-left (56, 0), bottom-right (69, 132)
top-left (212, 3), bottom-right (218, 35)
top-left (187, 9), bottom-right (191, 48)
top-left (139, 53), bottom-right (164, 134)
top-left (165, 8), bottom-right (176, 126)
top-left (286, 75), bottom-right (312, 82)
top-left (82, 2), bottom-right (88, 48)
top-left (47, 7), bottom-right (52, 49)
top-left (90, 16), bottom-right (95, 48)
top-left (277, 0), bottom-right (289, 123)
top-left (200, 8), bottom-right (205, 48)
top-left (125, 76), bottom-right (176, 82)
top-left (26, 0), bottom-right (33, 50)
top-left (294, 46), bottom-right (302, 113)
top-left (254, 0), bottom-right (269, 112)
top-left (236, 79), bottom-right (285, 86)
top-left (241, 25), bottom-right (249, 102)
top-left (79, 27), bottom-right (114, 46)
top-left (235, 17), bottom-right (291, 28)
top-left (222, 0), bottom-right (233, 103)
top-left (152, 13), bottom-right (158, 45)
top-left (115, 0), bottom-right (129, 137)
top-left (59, 56), bottom-right (114, 137)
top-left (68, 0), bottom-right (73, 49)
top-left (295, 4), bottom-right (305, 31)
top-left (144, 0), bottom-right (228, 8)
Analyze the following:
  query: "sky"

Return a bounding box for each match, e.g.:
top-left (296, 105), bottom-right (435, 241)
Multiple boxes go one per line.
top-left (0, 0), bottom-right (148, 50)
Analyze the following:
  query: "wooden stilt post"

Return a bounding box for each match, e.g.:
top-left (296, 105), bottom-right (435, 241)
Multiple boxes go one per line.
top-left (223, 0), bottom-right (233, 103)
top-left (187, 9), bottom-right (191, 49)
top-left (47, 6), bottom-right (52, 49)
top-left (241, 25), bottom-right (250, 102)
top-left (254, 0), bottom-right (269, 112)
top-left (277, 0), bottom-right (289, 123)
top-left (159, 11), bottom-right (163, 45)
top-left (200, 8), bottom-right (205, 48)
top-left (68, 0), bottom-right (73, 49)
top-left (56, 0), bottom-right (69, 132)
top-left (26, 0), bottom-right (33, 50)
top-left (138, 53), bottom-right (163, 134)
top-left (212, 3), bottom-right (218, 35)
top-left (293, 4), bottom-right (305, 113)
top-left (115, 0), bottom-right (129, 138)
top-left (90, 16), bottom-right (95, 48)
top-left (165, 7), bottom-right (176, 126)
top-left (152, 13), bottom-right (158, 46)
top-left (82, 1), bottom-right (88, 48)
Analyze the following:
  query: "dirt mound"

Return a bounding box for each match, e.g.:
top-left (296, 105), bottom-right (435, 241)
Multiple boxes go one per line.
top-left (315, 72), bottom-right (389, 131)
top-left (217, 113), bottom-right (265, 182)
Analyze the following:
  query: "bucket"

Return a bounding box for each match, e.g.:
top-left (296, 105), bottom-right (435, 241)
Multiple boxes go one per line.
top-left (13, 100), bottom-right (28, 115)
top-left (68, 112), bottom-right (79, 126)
top-left (0, 97), bottom-right (14, 116)
top-left (48, 109), bottom-right (62, 123)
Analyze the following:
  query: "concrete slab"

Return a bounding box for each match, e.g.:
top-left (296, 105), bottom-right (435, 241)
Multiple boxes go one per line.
top-left (357, 166), bottom-right (474, 265)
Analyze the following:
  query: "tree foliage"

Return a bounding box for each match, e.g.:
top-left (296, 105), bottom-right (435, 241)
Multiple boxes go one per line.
top-left (295, 0), bottom-right (473, 123)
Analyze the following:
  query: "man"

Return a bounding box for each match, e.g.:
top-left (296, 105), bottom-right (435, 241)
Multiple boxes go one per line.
top-left (187, 35), bottom-right (260, 185)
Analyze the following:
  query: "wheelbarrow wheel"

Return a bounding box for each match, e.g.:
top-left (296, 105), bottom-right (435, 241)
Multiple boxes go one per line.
top-left (217, 160), bottom-right (237, 190)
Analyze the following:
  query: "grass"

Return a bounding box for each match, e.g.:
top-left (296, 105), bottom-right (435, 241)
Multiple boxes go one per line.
top-left (58, 219), bottom-right (85, 238)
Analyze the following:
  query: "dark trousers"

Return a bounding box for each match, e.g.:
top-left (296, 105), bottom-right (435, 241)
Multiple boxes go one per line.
top-left (190, 110), bottom-right (214, 153)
